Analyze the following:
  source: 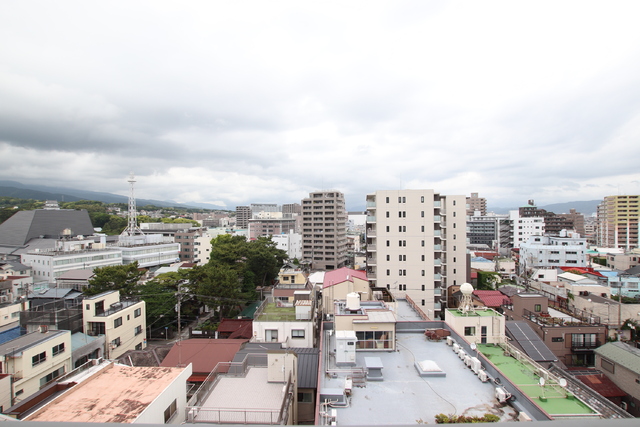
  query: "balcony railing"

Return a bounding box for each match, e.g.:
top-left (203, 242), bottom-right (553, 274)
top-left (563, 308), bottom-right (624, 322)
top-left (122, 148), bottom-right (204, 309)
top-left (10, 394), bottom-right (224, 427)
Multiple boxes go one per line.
top-left (571, 341), bottom-right (601, 351)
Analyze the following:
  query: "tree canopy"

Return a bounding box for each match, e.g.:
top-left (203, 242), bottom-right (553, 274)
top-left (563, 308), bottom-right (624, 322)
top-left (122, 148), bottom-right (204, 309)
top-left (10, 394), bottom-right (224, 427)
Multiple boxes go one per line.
top-left (85, 262), bottom-right (145, 296)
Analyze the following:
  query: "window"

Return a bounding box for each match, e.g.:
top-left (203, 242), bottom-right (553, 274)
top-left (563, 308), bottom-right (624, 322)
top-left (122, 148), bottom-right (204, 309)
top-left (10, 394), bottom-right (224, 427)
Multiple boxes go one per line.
top-left (421, 270), bottom-right (425, 276)
top-left (421, 196), bottom-right (424, 203)
top-left (421, 255), bottom-right (425, 261)
top-left (421, 285), bottom-right (425, 291)
top-left (386, 269), bottom-right (390, 276)
top-left (298, 392), bottom-right (314, 403)
top-left (421, 299), bottom-right (425, 306)
top-left (266, 330), bottom-right (278, 342)
top-left (453, 234), bottom-right (456, 240)
top-left (292, 330), bottom-right (305, 339)
top-left (164, 399), bottom-right (178, 423)
top-left (40, 367), bottom-right (65, 387)
top-left (534, 304), bottom-right (542, 312)
top-left (114, 317), bottom-right (123, 328)
top-left (464, 327), bottom-right (476, 336)
top-left (601, 358), bottom-right (615, 373)
top-left (551, 337), bottom-right (564, 342)
top-left (386, 211), bottom-right (389, 218)
top-left (386, 226), bottom-right (389, 232)
top-left (421, 225), bottom-right (425, 232)
top-left (32, 351), bottom-right (46, 367)
top-left (421, 240), bottom-right (425, 247)
top-left (386, 197), bottom-right (389, 203)
top-left (135, 325), bottom-right (143, 335)
top-left (386, 255), bottom-right (390, 261)
top-left (386, 240), bottom-right (390, 247)
top-left (402, 211), bottom-right (406, 218)
top-left (421, 211), bottom-right (424, 217)
top-left (52, 343), bottom-right (65, 356)
top-left (111, 337), bottom-right (121, 348)
top-left (135, 343), bottom-right (143, 350)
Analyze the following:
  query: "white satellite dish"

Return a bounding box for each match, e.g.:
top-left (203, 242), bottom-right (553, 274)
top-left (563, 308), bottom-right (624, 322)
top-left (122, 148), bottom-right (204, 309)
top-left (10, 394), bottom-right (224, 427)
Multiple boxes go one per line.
top-left (539, 377), bottom-right (546, 386)
top-left (559, 379), bottom-right (567, 388)
top-left (470, 343), bottom-right (477, 351)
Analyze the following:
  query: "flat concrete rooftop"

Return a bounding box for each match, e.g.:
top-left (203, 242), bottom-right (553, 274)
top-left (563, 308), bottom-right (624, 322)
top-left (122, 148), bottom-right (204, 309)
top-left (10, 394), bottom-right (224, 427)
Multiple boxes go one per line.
top-left (321, 333), bottom-right (517, 425)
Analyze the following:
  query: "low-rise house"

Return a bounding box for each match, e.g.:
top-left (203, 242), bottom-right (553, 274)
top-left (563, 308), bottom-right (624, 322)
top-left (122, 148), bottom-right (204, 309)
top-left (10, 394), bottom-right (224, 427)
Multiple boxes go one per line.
top-left (83, 290), bottom-right (146, 359)
top-left (503, 293), bottom-right (607, 366)
top-left (252, 294), bottom-right (315, 348)
top-left (606, 250), bottom-right (640, 271)
top-left (594, 341), bottom-right (640, 416)
top-left (0, 328), bottom-right (72, 404)
top-left (333, 294), bottom-right (396, 350)
top-left (54, 268), bottom-right (95, 291)
top-left (274, 264), bottom-right (311, 303)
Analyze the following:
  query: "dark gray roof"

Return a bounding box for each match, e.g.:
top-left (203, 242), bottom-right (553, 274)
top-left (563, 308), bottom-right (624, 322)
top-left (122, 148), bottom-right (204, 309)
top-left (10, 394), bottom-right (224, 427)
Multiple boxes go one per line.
top-left (28, 288), bottom-right (83, 300)
top-left (625, 265), bottom-right (640, 275)
top-left (0, 209), bottom-right (95, 246)
top-left (505, 321), bottom-right (558, 363)
top-left (0, 330), bottom-right (68, 356)
top-left (0, 260), bottom-right (31, 272)
top-left (233, 343), bottom-right (319, 389)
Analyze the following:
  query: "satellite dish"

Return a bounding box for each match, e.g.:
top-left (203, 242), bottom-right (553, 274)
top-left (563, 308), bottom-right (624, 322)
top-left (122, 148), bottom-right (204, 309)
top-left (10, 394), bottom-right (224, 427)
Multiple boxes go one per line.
top-left (470, 343), bottom-right (477, 351)
top-left (539, 377), bottom-right (546, 386)
top-left (559, 379), bottom-right (567, 388)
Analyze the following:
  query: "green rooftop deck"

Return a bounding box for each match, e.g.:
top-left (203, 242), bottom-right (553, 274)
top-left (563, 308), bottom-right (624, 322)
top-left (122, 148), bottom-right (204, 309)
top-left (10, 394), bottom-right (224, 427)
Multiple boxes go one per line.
top-left (479, 344), bottom-right (596, 416)
top-left (255, 303), bottom-right (297, 322)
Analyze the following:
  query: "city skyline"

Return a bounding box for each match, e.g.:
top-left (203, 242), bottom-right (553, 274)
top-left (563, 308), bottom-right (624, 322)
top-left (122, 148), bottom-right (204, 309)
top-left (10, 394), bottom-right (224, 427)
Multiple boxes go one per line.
top-left (2, 1), bottom-right (640, 209)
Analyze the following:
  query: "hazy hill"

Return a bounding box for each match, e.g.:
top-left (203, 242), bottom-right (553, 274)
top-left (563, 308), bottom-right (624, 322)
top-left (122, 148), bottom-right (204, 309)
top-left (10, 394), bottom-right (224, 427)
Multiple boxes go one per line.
top-left (0, 180), bottom-right (226, 210)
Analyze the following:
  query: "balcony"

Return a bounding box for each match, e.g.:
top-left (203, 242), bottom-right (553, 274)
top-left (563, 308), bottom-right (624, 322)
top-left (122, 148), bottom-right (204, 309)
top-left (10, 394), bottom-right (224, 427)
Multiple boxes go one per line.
top-left (434, 216), bottom-right (441, 222)
top-left (366, 201), bottom-right (376, 208)
top-left (434, 244), bottom-right (442, 251)
top-left (571, 341), bottom-right (601, 351)
top-left (367, 216), bottom-right (376, 223)
top-left (367, 256), bottom-right (377, 266)
top-left (434, 259), bottom-right (442, 266)
top-left (434, 274), bottom-right (442, 281)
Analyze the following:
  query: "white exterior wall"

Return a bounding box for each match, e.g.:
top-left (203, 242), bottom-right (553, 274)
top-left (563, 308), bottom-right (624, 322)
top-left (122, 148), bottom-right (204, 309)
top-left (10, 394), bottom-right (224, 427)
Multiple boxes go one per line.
top-left (519, 235), bottom-right (588, 268)
top-left (193, 233), bottom-right (213, 265)
top-left (252, 321), bottom-right (314, 348)
top-left (0, 303), bottom-right (21, 327)
top-left (120, 242), bottom-right (180, 268)
top-left (366, 190), bottom-right (467, 317)
top-left (509, 211), bottom-right (545, 248)
top-left (83, 291), bottom-right (147, 360)
top-left (134, 364), bottom-right (192, 424)
top-left (21, 249), bottom-right (123, 283)
top-left (272, 231), bottom-right (303, 260)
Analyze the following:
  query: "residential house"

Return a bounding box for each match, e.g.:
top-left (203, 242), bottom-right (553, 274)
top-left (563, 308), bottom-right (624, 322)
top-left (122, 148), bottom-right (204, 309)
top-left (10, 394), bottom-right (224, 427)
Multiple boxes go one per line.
top-left (83, 290), bottom-right (146, 359)
top-left (252, 294), bottom-right (315, 348)
top-left (594, 341), bottom-right (640, 416)
top-left (0, 329), bottom-right (72, 404)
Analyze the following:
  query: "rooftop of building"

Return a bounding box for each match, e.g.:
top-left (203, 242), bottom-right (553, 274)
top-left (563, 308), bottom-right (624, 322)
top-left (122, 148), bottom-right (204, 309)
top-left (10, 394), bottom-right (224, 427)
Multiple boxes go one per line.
top-left (160, 339), bottom-right (248, 378)
top-left (446, 307), bottom-right (502, 317)
top-left (25, 363), bottom-right (188, 423)
top-left (594, 341), bottom-right (640, 375)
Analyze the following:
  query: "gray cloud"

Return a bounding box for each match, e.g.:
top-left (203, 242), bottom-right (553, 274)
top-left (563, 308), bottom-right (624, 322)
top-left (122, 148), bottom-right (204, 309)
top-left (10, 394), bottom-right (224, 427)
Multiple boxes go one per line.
top-left (2, 1), bottom-right (640, 210)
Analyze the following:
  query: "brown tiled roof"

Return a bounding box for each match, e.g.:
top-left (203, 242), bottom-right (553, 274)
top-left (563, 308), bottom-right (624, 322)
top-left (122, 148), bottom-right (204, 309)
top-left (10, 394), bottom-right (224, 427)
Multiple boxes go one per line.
top-left (576, 373), bottom-right (627, 398)
top-left (160, 339), bottom-right (247, 374)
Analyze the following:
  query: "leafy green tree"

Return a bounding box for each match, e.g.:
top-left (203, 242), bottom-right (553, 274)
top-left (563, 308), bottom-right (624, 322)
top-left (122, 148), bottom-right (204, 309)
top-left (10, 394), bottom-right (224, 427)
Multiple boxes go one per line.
top-left (101, 216), bottom-right (127, 235)
top-left (189, 263), bottom-right (241, 320)
top-left (85, 262), bottom-right (145, 296)
top-left (477, 271), bottom-right (501, 290)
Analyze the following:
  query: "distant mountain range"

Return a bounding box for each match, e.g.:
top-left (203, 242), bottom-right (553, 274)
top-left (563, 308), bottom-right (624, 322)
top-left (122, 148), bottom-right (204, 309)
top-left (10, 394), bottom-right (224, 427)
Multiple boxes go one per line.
top-left (0, 180), bottom-right (227, 211)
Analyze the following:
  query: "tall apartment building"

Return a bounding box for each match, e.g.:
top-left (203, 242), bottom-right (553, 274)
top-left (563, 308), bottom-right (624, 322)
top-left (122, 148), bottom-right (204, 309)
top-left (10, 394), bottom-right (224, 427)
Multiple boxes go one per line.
top-left (466, 192), bottom-right (487, 216)
top-left (235, 206), bottom-right (251, 229)
top-left (558, 208), bottom-right (585, 236)
top-left (519, 201), bottom-right (574, 236)
top-left (301, 190), bottom-right (348, 270)
top-left (509, 210), bottom-right (545, 248)
top-left (365, 190), bottom-right (467, 319)
top-left (597, 195), bottom-right (640, 250)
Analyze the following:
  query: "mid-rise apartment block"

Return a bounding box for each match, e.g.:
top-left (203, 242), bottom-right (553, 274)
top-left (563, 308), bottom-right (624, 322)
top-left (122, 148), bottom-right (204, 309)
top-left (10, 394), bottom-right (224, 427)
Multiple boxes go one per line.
top-left (519, 233), bottom-right (588, 269)
top-left (509, 210), bottom-right (545, 248)
top-left (466, 192), bottom-right (487, 216)
top-left (365, 190), bottom-right (467, 318)
top-left (597, 195), bottom-right (640, 250)
top-left (235, 206), bottom-right (251, 229)
top-left (301, 190), bottom-right (348, 270)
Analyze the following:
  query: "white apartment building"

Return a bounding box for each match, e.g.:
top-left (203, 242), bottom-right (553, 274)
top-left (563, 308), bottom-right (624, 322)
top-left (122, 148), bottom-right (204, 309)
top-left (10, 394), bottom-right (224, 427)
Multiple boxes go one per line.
top-left (21, 248), bottom-right (123, 284)
top-left (271, 230), bottom-right (302, 260)
top-left (519, 233), bottom-right (588, 269)
top-left (509, 210), bottom-right (545, 248)
top-left (365, 190), bottom-right (467, 319)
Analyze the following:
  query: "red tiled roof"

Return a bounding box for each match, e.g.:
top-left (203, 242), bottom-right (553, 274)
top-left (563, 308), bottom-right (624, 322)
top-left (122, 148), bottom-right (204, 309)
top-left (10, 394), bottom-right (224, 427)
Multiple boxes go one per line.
top-left (217, 318), bottom-right (253, 339)
top-left (160, 339), bottom-right (247, 374)
top-left (473, 290), bottom-right (511, 308)
top-left (475, 252), bottom-right (499, 260)
top-left (323, 267), bottom-right (368, 289)
top-left (559, 267), bottom-right (606, 278)
top-left (576, 374), bottom-right (627, 398)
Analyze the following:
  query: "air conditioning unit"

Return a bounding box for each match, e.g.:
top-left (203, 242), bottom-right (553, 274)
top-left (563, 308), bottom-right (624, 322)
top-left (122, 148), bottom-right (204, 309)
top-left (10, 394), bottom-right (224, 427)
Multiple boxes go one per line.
top-left (458, 350), bottom-right (467, 360)
top-left (464, 354), bottom-right (472, 367)
top-left (470, 357), bottom-right (482, 374)
top-left (495, 387), bottom-right (511, 403)
top-left (452, 343), bottom-right (461, 354)
top-left (446, 336), bottom-right (455, 346)
top-left (478, 370), bottom-right (489, 382)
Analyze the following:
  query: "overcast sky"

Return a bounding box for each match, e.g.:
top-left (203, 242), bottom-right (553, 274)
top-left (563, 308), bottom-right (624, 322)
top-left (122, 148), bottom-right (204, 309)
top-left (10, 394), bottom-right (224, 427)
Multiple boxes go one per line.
top-left (2, 1), bottom-right (640, 210)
